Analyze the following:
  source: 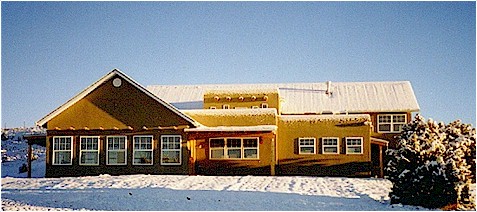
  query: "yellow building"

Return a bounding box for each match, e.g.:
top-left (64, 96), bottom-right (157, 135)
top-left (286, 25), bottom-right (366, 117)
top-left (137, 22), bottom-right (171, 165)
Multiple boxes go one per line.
top-left (37, 69), bottom-right (420, 177)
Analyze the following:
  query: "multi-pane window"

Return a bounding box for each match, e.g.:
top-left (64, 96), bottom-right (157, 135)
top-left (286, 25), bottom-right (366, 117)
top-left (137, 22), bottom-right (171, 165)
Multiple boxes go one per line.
top-left (346, 137), bottom-right (363, 154)
top-left (161, 135), bottom-right (182, 165)
top-left (209, 137), bottom-right (259, 159)
top-left (261, 103), bottom-right (268, 108)
top-left (107, 136), bottom-right (127, 165)
top-left (377, 114), bottom-right (407, 133)
top-left (133, 135), bottom-right (153, 165)
top-left (222, 104), bottom-right (230, 109)
top-left (298, 138), bottom-right (316, 154)
top-left (53, 136), bottom-right (73, 165)
top-left (80, 136), bottom-right (100, 165)
top-left (322, 137), bottom-right (339, 154)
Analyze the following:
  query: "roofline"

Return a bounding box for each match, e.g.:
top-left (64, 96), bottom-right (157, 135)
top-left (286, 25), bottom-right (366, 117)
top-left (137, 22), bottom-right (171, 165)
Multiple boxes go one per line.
top-left (36, 69), bottom-right (199, 127)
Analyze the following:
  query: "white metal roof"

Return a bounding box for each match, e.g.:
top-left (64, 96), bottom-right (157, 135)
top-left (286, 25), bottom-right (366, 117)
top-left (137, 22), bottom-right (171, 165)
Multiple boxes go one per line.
top-left (147, 81), bottom-right (420, 114)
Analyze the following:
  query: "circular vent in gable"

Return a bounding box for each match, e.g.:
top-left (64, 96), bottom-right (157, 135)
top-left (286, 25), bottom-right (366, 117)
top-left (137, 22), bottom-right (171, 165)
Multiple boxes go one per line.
top-left (112, 78), bottom-right (122, 87)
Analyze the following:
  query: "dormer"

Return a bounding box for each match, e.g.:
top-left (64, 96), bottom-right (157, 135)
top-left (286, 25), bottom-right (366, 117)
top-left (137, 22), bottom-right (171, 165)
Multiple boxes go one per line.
top-left (203, 88), bottom-right (280, 112)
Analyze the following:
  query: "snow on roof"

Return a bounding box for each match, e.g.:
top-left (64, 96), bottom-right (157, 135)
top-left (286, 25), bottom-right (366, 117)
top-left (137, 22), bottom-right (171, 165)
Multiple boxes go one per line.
top-left (147, 81), bottom-right (420, 113)
top-left (184, 125), bottom-right (277, 132)
top-left (279, 114), bottom-right (371, 123)
top-left (181, 108), bottom-right (278, 117)
top-left (204, 88), bottom-right (278, 96)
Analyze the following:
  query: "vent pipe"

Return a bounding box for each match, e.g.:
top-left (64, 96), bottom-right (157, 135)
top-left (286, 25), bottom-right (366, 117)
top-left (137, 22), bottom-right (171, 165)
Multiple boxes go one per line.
top-left (326, 81), bottom-right (332, 95)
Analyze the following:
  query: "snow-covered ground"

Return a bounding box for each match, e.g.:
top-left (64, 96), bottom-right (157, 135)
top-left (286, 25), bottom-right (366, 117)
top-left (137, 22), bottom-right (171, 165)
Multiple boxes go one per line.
top-left (2, 175), bottom-right (431, 211)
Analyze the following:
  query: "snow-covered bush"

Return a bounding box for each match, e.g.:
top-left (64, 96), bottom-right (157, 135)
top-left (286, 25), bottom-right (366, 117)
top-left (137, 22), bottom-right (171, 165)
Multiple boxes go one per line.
top-left (386, 115), bottom-right (475, 210)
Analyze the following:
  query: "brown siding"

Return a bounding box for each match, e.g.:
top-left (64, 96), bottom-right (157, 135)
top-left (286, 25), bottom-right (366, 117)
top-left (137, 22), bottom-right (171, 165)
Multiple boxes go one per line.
top-left (368, 112), bottom-right (411, 148)
top-left (47, 75), bottom-right (191, 130)
top-left (276, 118), bottom-right (372, 176)
top-left (45, 130), bottom-right (189, 177)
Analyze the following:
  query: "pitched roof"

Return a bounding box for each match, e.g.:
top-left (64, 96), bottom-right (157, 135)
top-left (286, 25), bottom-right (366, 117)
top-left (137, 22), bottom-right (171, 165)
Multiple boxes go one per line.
top-left (147, 81), bottom-right (420, 114)
top-left (36, 69), bottom-right (198, 127)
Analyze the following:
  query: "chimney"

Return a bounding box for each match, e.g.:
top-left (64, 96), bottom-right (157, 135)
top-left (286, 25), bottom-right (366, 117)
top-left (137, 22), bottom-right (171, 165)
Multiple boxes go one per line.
top-left (326, 81), bottom-right (332, 95)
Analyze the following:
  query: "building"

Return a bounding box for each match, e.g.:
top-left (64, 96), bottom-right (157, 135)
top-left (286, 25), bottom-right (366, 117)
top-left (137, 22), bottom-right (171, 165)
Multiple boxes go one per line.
top-left (37, 69), bottom-right (420, 177)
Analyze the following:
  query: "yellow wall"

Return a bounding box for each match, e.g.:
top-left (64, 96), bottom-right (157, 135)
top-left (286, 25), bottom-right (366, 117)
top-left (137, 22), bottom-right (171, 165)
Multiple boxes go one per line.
top-left (276, 117), bottom-right (371, 176)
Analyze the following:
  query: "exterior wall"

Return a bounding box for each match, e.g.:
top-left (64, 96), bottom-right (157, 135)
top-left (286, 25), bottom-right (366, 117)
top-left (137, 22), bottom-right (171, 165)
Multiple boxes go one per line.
top-left (368, 112), bottom-right (412, 148)
top-left (45, 129), bottom-right (189, 177)
top-left (276, 118), bottom-right (371, 176)
top-left (203, 92), bottom-right (280, 112)
top-left (47, 75), bottom-right (191, 130)
top-left (183, 109), bottom-right (278, 127)
top-left (192, 133), bottom-right (275, 176)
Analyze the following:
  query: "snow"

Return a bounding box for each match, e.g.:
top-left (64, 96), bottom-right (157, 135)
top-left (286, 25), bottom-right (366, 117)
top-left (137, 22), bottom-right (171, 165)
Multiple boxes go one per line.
top-left (204, 88), bottom-right (279, 96)
top-left (280, 114), bottom-right (371, 123)
top-left (182, 108), bottom-right (278, 117)
top-left (185, 125), bottom-right (278, 132)
top-left (147, 81), bottom-right (420, 114)
top-left (2, 175), bottom-right (433, 211)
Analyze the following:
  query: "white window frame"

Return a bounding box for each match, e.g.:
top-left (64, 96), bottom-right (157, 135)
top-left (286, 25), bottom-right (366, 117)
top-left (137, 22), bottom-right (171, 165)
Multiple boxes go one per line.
top-left (261, 103), bottom-right (269, 108)
top-left (322, 137), bottom-right (339, 154)
top-left (251, 106), bottom-right (260, 109)
top-left (222, 104), bottom-right (230, 109)
top-left (133, 135), bottom-right (154, 165)
top-left (346, 137), bottom-right (363, 154)
top-left (79, 136), bottom-right (100, 166)
top-left (52, 136), bottom-right (73, 165)
top-left (209, 137), bottom-right (259, 160)
top-left (209, 106), bottom-right (217, 109)
top-left (377, 114), bottom-right (407, 133)
top-left (298, 137), bottom-right (316, 155)
top-left (106, 136), bottom-right (127, 165)
top-left (160, 135), bottom-right (182, 165)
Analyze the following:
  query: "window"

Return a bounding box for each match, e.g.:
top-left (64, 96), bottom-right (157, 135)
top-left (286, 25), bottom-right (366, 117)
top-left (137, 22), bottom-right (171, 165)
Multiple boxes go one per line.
top-left (251, 106), bottom-right (260, 109)
top-left (133, 135), bottom-right (153, 165)
top-left (222, 104), bottom-right (230, 109)
top-left (322, 137), bottom-right (339, 154)
top-left (161, 135), bottom-right (182, 165)
top-left (261, 103), bottom-right (268, 108)
top-left (298, 138), bottom-right (316, 154)
top-left (209, 106), bottom-right (217, 109)
top-left (377, 114), bottom-right (407, 133)
top-left (52, 136), bottom-right (73, 165)
top-left (346, 137), bottom-right (363, 154)
top-left (107, 136), bottom-right (127, 165)
top-left (80, 136), bottom-right (100, 165)
top-left (209, 137), bottom-right (259, 159)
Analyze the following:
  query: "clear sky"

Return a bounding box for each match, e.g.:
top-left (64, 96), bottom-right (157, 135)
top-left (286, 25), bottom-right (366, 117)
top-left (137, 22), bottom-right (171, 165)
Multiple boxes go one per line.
top-left (1, 1), bottom-right (475, 128)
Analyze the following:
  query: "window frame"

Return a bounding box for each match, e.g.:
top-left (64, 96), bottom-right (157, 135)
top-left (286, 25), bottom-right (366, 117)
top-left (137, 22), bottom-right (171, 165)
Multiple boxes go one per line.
top-left (222, 104), bottom-right (230, 109)
top-left (322, 137), bottom-right (339, 154)
top-left (52, 136), bottom-right (73, 165)
top-left (209, 137), bottom-right (259, 160)
top-left (133, 135), bottom-right (154, 165)
top-left (251, 106), bottom-right (260, 109)
top-left (106, 136), bottom-right (127, 165)
top-left (377, 114), bottom-right (407, 133)
top-left (261, 103), bottom-right (269, 108)
top-left (160, 135), bottom-right (182, 166)
top-left (298, 137), bottom-right (316, 155)
top-left (209, 106), bottom-right (217, 109)
top-left (79, 136), bottom-right (100, 166)
top-left (345, 137), bottom-right (363, 155)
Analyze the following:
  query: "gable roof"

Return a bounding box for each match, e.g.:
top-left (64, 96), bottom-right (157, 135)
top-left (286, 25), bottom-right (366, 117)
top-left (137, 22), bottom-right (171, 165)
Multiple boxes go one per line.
top-left (36, 69), bottom-right (198, 127)
top-left (147, 81), bottom-right (420, 114)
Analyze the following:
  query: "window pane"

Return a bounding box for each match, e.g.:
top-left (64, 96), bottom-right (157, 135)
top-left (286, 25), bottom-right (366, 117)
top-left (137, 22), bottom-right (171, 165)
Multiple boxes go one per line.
top-left (227, 139), bottom-right (241, 148)
top-left (347, 146), bottom-right (362, 154)
top-left (300, 147), bottom-right (315, 154)
top-left (244, 149), bottom-right (258, 159)
top-left (134, 151), bottom-right (152, 164)
top-left (211, 149), bottom-right (225, 159)
top-left (81, 152), bottom-right (98, 164)
top-left (394, 115), bottom-right (406, 122)
top-left (227, 149), bottom-right (241, 158)
top-left (55, 151), bottom-right (71, 164)
top-left (324, 147), bottom-right (338, 153)
top-left (243, 139), bottom-right (258, 147)
top-left (379, 124), bottom-right (391, 132)
top-left (162, 150), bottom-right (180, 164)
top-left (108, 151), bottom-right (126, 164)
top-left (393, 124), bottom-right (404, 132)
top-left (210, 139), bottom-right (225, 148)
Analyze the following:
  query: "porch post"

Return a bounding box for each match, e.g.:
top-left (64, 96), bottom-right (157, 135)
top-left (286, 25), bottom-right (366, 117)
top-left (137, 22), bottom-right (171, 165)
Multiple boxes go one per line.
top-left (270, 133), bottom-right (276, 176)
top-left (27, 142), bottom-right (32, 178)
top-left (379, 145), bottom-right (383, 178)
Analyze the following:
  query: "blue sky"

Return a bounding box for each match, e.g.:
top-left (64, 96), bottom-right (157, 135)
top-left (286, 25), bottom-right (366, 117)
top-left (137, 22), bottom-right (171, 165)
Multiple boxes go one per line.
top-left (1, 1), bottom-right (475, 128)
